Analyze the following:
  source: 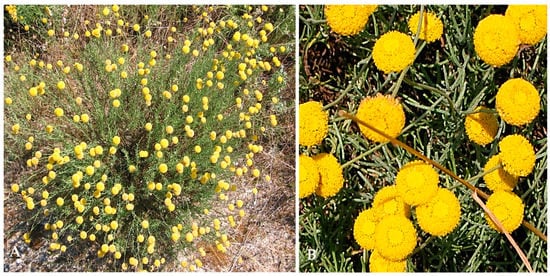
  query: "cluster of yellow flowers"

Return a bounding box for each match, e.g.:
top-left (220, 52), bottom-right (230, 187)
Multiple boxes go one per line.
top-left (372, 10), bottom-right (443, 74)
top-left (467, 7), bottom-right (544, 234)
top-left (353, 159), bottom-right (461, 272)
top-left (473, 5), bottom-right (547, 67)
top-left (5, 5), bottom-right (18, 22)
top-left (5, 4), bottom-right (290, 272)
top-left (298, 100), bottom-right (344, 199)
top-left (298, 153), bottom-right (344, 199)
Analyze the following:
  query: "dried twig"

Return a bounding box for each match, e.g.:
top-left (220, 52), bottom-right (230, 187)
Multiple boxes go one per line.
top-left (472, 191), bottom-right (534, 272)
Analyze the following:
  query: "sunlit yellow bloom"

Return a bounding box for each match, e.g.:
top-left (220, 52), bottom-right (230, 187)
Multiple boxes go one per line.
top-left (375, 215), bottom-right (417, 261)
top-left (485, 191), bottom-right (524, 233)
top-left (498, 134), bottom-right (535, 177)
top-left (495, 78), bottom-right (540, 126)
top-left (373, 31), bottom-right (415, 73)
top-left (353, 208), bottom-right (379, 250)
top-left (464, 106), bottom-right (498, 146)
top-left (299, 101), bottom-right (328, 146)
top-left (483, 154), bottom-right (518, 192)
top-left (506, 5), bottom-right (547, 45)
top-left (313, 153), bottom-right (344, 198)
top-left (396, 160), bottom-right (438, 206)
top-left (474, 14), bottom-right (520, 67)
top-left (408, 11), bottom-right (443, 43)
top-left (356, 94), bottom-right (405, 143)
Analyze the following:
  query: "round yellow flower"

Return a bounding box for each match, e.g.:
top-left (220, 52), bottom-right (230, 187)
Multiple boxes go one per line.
top-left (408, 11), bottom-right (443, 43)
top-left (483, 154), bottom-right (518, 192)
top-left (372, 31), bottom-right (415, 74)
top-left (312, 153), bottom-right (344, 198)
top-left (54, 107), bottom-right (64, 117)
top-left (299, 101), bottom-right (328, 146)
top-left (416, 188), bottom-right (461, 236)
top-left (473, 14), bottom-right (520, 67)
top-left (369, 250), bottom-right (406, 272)
top-left (374, 215), bottom-right (417, 261)
top-left (485, 191), bottom-right (524, 233)
top-left (505, 5), bottom-right (547, 45)
top-left (159, 163), bottom-right (168, 174)
top-left (353, 208), bottom-right (379, 250)
top-left (299, 155), bottom-right (319, 198)
top-left (498, 134), bottom-right (536, 177)
top-left (356, 94), bottom-right (406, 143)
top-left (395, 160), bottom-right (439, 206)
top-left (464, 106), bottom-right (498, 146)
top-left (495, 78), bottom-right (540, 126)
top-left (324, 5), bottom-right (378, 36)
top-left (372, 185), bottom-right (410, 218)
top-left (57, 81), bottom-right (66, 90)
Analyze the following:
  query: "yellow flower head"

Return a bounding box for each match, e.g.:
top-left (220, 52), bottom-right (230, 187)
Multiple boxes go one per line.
top-left (505, 5), bottom-right (547, 45)
top-left (299, 155), bottom-right (319, 198)
top-left (54, 107), bottom-right (64, 117)
top-left (324, 5), bottom-right (378, 36)
top-left (416, 188), bottom-right (461, 236)
top-left (312, 153), bottom-right (344, 198)
top-left (373, 31), bottom-right (415, 74)
top-left (356, 94), bottom-right (405, 143)
top-left (57, 81), bottom-right (66, 90)
top-left (353, 208), bottom-right (379, 250)
top-left (464, 106), bottom-right (498, 146)
top-left (374, 215), bottom-right (417, 261)
top-left (495, 78), bottom-right (540, 126)
top-left (408, 11), bottom-right (443, 43)
top-left (395, 160), bottom-right (439, 206)
top-left (498, 134), bottom-right (536, 177)
top-left (372, 185), bottom-right (410, 218)
top-left (483, 154), bottom-right (518, 192)
top-left (485, 191), bottom-right (524, 233)
top-left (299, 101), bottom-right (328, 146)
top-left (369, 250), bottom-right (406, 272)
top-left (473, 14), bottom-right (520, 67)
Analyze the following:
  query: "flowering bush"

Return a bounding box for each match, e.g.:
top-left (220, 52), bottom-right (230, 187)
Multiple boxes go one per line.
top-left (300, 5), bottom-right (546, 272)
top-left (4, 4), bottom-right (294, 272)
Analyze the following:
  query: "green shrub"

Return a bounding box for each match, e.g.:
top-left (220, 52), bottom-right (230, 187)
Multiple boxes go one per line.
top-left (4, 4), bottom-right (294, 272)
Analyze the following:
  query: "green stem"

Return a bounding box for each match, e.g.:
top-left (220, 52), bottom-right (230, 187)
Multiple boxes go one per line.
top-left (323, 63), bottom-right (367, 110)
top-left (461, 107), bottom-right (498, 116)
top-left (411, 236), bottom-right (435, 256)
top-left (465, 164), bottom-right (501, 183)
top-left (390, 41), bottom-right (427, 98)
top-left (389, 6), bottom-right (425, 98)
top-left (413, 6), bottom-right (425, 46)
top-left (341, 143), bottom-right (385, 169)
top-left (299, 15), bottom-right (326, 25)
top-left (403, 77), bottom-right (459, 117)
